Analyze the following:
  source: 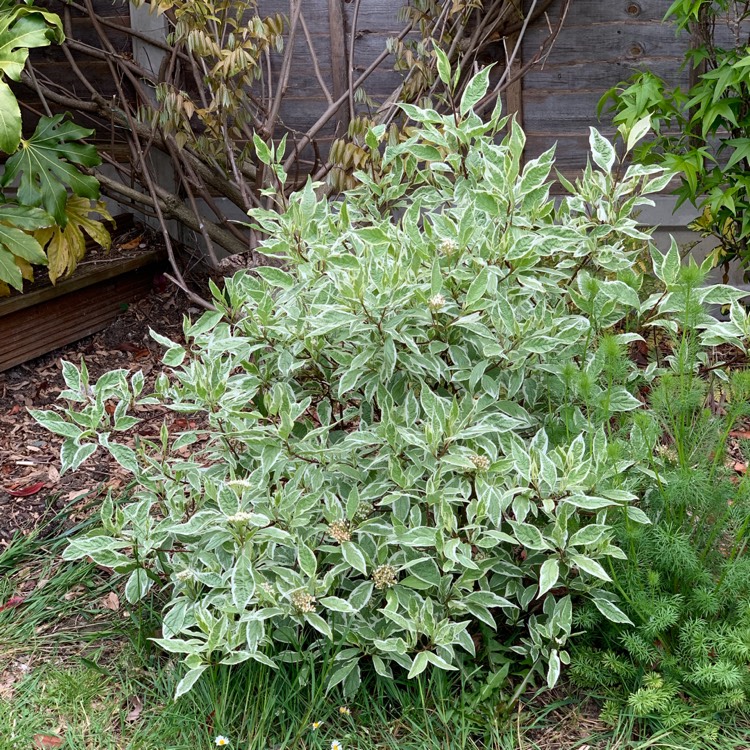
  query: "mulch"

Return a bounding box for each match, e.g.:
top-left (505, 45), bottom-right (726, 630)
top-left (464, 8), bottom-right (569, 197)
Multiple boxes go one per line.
top-left (0, 270), bottom-right (198, 547)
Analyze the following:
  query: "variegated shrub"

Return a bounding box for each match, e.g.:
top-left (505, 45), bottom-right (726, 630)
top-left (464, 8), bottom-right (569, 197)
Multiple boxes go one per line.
top-left (33, 69), bottom-right (745, 698)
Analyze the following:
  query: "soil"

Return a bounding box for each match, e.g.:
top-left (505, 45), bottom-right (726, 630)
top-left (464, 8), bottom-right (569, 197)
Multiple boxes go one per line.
top-left (0, 266), bottom-right (199, 547)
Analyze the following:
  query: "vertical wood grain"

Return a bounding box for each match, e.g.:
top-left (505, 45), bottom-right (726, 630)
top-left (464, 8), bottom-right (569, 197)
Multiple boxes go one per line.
top-left (328, 0), bottom-right (350, 135)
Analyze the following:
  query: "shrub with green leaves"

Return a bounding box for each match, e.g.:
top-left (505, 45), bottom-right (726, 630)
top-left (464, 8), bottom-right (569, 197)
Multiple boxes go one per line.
top-left (600, 1), bottom-right (750, 272)
top-left (32, 67), bottom-right (747, 700)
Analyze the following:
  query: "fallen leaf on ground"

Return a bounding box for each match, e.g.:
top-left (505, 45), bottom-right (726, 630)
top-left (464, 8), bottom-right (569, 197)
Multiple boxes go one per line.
top-left (63, 585), bottom-right (85, 601)
top-left (125, 695), bottom-right (143, 722)
top-left (101, 592), bottom-right (120, 611)
top-left (66, 489), bottom-right (91, 502)
top-left (5, 481), bottom-right (45, 497)
top-left (33, 735), bottom-right (63, 748)
top-left (0, 595), bottom-right (25, 613)
top-left (117, 236), bottom-right (143, 251)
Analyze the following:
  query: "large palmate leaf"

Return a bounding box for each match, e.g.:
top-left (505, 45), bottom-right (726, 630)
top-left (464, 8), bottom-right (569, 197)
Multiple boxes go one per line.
top-left (0, 7), bottom-right (63, 153)
top-left (0, 202), bottom-right (52, 293)
top-left (0, 80), bottom-right (20, 155)
top-left (0, 115), bottom-right (101, 224)
top-left (34, 195), bottom-right (112, 283)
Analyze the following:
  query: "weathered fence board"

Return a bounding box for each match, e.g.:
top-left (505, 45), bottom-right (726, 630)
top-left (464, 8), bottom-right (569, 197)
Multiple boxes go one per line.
top-left (16, 1), bottom-right (706, 192)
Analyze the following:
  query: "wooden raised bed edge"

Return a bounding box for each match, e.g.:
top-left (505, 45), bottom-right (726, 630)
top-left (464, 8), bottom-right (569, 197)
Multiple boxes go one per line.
top-left (0, 214), bottom-right (166, 372)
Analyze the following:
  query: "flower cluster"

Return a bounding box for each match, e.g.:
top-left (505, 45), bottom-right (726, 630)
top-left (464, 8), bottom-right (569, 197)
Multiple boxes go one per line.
top-left (227, 479), bottom-right (253, 490)
top-left (470, 454), bottom-right (490, 471)
top-left (291, 590), bottom-right (316, 613)
top-left (428, 293), bottom-right (446, 310)
top-left (328, 520), bottom-right (351, 544)
top-left (372, 564), bottom-right (397, 590)
top-left (352, 501), bottom-right (372, 524)
top-left (225, 511), bottom-right (255, 524)
top-left (260, 581), bottom-right (275, 597)
top-left (655, 444), bottom-right (678, 464)
top-left (439, 238), bottom-right (458, 255)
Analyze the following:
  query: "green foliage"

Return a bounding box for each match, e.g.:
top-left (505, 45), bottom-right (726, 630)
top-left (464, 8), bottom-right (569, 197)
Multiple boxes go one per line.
top-left (0, 3), bottom-right (108, 294)
top-left (0, 202), bottom-right (50, 291)
top-left (0, 0), bottom-right (63, 153)
top-left (599, 1), bottom-right (750, 270)
top-left (570, 271), bottom-right (750, 737)
top-left (1, 114), bottom-right (101, 226)
top-left (32, 69), bottom-right (746, 700)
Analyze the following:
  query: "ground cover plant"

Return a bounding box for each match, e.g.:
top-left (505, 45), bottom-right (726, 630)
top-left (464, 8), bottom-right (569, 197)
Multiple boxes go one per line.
top-left (30, 65), bottom-right (750, 741)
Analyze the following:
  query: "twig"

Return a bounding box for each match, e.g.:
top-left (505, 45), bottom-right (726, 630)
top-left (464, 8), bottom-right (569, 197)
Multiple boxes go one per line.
top-left (263, 0), bottom-right (301, 142)
top-left (348, 0), bottom-right (363, 122)
top-left (300, 11), bottom-right (333, 105)
top-left (491, 0), bottom-right (538, 95)
top-left (284, 21), bottom-right (415, 172)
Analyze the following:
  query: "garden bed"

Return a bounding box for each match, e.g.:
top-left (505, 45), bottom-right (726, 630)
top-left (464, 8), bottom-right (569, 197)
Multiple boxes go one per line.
top-left (0, 275), bottom-right (188, 546)
top-left (0, 214), bottom-right (166, 372)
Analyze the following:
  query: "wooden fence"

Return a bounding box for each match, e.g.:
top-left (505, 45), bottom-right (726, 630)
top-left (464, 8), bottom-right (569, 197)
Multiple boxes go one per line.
top-left (22, 1), bottom-right (694, 176)
top-left (23, 0), bottom-right (726, 261)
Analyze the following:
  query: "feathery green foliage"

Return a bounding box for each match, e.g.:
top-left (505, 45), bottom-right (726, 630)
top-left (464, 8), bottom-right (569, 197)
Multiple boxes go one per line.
top-left (571, 262), bottom-right (750, 738)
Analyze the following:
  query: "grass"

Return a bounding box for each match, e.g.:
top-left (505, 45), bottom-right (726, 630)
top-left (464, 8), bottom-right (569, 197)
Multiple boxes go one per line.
top-left (1, 518), bottom-right (749, 750)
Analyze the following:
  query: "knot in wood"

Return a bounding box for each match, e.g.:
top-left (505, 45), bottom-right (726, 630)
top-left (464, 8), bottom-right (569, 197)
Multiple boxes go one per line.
top-left (626, 2), bottom-right (641, 16)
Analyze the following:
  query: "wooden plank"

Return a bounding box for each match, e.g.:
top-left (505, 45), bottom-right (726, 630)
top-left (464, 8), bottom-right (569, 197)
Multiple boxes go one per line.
top-left (0, 249), bottom-right (161, 318)
top-left (328, 0), bottom-right (349, 134)
top-left (17, 61), bottom-right (125, 100)
top-left (267, 30), bottom-right (415, 99)
top-left (49, 15), bottom-right (131, 52)
top-left (542, 0), bottom-right (678, 25)
top-left (260, 0), bottom-right (405, 35)
top-left (41, 0), bottom-right (130, 18)
top-left (523, 58), bottom-right (688, 91)
top-left (522, 90), bottom-right (628, 131)
top-left (524, 20), bottom-right (688, 64)
top-left (0, 264), bottom-right (161, 372)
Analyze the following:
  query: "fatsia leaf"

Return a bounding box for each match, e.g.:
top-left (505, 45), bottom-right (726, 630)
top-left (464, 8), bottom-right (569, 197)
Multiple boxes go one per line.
top-left (0, 223), bottom-right (47, 290)
top-left (0, 199), bottom-right (53, 292)
top-left (34, 196), bottom-right (112, 283)
top-left (0, 202), bottom-right (53, 230)
top-left (0, 9), bottom-right (63, 152)
top-left (0, 79), bottom-right (20, 154)
top-left (1, 115), bottom-right (101, 224)
top-left (0, 13), bottom-right (58, 80)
